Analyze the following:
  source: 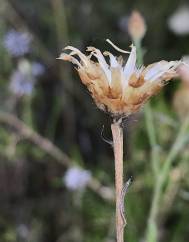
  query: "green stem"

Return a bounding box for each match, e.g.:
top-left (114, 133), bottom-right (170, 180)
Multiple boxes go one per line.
top-left (134, 39), bottom-right (159, 177)
top-left (160, 115), bottom-right (189, 185)
top-left (134, 38), bottom-right (160, 241)
top-left (134, 39), bottom-right (143, 67)
top-left (49, 0), bottom-right (76, 144)
top-left (146, 115), bottom-right (189, 242)
top-left (144, 103), bottom-right (159, 177)
top-left (134, 38), bottom-right (189, 242)
top-left (22, 96), bottom-right (33, 128)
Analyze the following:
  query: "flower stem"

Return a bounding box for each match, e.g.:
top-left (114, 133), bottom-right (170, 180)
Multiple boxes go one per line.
top-left (144, 103), bottom-right (159, 177)
top-left (134, 38), bottom-right (160, 177)
top-left (134, 39), bottom-right (143, 67)
top-left (146, 115), bottom-right (189, 242)
top-left (22, 96), bottom-right (33, 128)
top-left (111, 119), bottom-right (124, 242)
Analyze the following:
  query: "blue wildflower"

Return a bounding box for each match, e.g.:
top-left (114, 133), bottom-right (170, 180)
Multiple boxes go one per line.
top-left (3, 29), bottom-right (32, 57)
top-left (10, 70), bottom-right (35, 96)
top-left (9, 59), bottom-right (36, 96)
top-left (64, 167), bottom-right (91, 191)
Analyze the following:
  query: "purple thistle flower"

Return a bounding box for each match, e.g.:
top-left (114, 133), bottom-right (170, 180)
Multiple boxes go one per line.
top-left (64, 167), bottom-right (91, 191)
top-left (3, 29), bottom-right (32, 57)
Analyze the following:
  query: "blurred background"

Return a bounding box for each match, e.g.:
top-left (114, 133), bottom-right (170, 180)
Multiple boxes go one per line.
top-left (0, 0), bottom-right (189, 241)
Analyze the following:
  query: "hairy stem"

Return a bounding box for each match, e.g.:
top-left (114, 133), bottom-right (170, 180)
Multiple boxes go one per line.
top-left (111, 119), bottom-right (124, 242)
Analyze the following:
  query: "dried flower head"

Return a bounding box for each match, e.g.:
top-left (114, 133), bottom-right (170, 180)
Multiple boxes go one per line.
top-left (58, 40), bottom-right (180, 117)
top-left (128, 10), bottom-right (146, 41)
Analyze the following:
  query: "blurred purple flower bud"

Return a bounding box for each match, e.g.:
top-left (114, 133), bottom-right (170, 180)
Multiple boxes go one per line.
top-left (32, 62), bottom-right (45, 77)
top-left (3, 29), bottom-right (32, 57)
top-left (10, 70), bottom-right (35, 96)
top-left (64, 167), bottom-right (91, 191)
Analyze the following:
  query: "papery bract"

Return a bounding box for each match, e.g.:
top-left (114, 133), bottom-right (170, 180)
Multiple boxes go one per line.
top-left (59, 40), bottom-right (180, 117)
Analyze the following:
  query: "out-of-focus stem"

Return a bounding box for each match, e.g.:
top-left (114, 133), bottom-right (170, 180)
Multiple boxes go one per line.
top-left (146, 115), bottom-right (189, 242)
top-left (50, 0), bottom-right (76, 145)
top-left (50, 0), bottom-right (69, 49)
top-left (160, 115), bottom-right (189, 182)
top-left (0, 110), bottom-right (115, 203)
top-left (111, 119), bottom-right (124, 242)
top-left (50, 0), bottom-right (70, 86)
top-left (144, 103), bottom-right (159, 177)
top-left (22, 96), bottom-right (33, 128)
top-left (134, 38), bottom-right (159, 177)
top-left (134, 39), bottom-right (143, 67)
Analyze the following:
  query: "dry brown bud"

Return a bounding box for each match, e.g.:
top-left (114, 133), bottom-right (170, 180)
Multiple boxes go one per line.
top-left (173, 63), bottom-right (189, 120)
top-left (128, 10), bottom-right (146, 41)
top-left (58, 40), bottom-right (180, 117)
top-left (177, 63), bottom-right (189, 87)
top-left (173, 85), bottom-right (189, 120)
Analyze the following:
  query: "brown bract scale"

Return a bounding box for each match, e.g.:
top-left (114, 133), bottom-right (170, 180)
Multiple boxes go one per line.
top-left (58, 41), bottom-right (180, 117)
top-left (173, 64), bottom-right (189, 120)
top-left (173, 86), bottom-right (189, 121)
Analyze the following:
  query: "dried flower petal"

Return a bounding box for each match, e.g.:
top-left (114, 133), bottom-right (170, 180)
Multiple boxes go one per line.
top-left (58, 41), bottom-right (180, 117)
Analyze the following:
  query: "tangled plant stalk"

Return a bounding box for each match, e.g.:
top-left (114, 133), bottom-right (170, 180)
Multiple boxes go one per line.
top-left (58, 38), bottom-right (180, 241)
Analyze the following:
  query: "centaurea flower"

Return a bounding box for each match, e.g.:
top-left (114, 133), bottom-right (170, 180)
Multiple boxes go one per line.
top-left (59, 39), bottom-right (181, 242)
top-left (9, 59), bottom-right (36, 96)
top-left (58, 40), bottom-right (180, 117)
top-left (3, 29), bottom-right (32, 57)
top-left (64, 167), bottom-right (91, 191)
